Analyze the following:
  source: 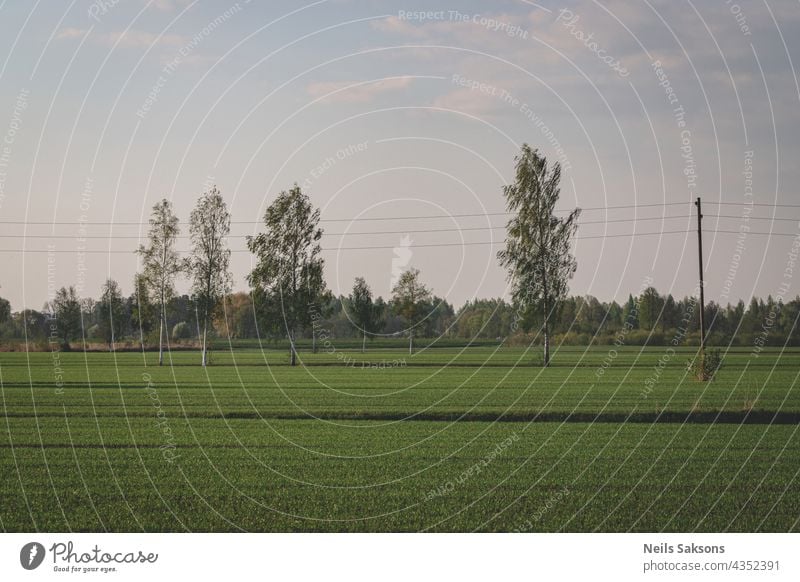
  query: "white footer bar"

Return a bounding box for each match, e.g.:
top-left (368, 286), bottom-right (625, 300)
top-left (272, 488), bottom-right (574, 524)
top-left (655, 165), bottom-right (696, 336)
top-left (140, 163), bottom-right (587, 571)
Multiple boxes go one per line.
top-left (1, 533), bottom-right (796, 581)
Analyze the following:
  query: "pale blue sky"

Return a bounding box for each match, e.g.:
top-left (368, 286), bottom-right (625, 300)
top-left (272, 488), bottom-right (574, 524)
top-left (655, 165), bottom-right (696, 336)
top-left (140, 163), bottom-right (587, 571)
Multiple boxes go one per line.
top-left (0, 0), bottom-right (798, 310)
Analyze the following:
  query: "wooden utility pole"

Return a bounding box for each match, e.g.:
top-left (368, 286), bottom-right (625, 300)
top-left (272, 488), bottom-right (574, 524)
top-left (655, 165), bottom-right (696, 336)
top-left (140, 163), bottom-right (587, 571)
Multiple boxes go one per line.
top-left (695, 197), bottom-right (706, 354)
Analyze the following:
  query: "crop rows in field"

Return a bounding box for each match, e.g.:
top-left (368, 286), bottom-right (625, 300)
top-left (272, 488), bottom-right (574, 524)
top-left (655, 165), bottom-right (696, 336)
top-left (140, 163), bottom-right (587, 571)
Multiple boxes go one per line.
top-left (1, 420), bottom-right (798, 532)
top-left (1, 348), bottom-right (798, 531)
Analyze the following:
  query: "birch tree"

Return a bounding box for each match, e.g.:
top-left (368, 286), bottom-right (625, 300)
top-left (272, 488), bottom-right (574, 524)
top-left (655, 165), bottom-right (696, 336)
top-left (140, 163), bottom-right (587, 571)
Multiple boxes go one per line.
top-left (247, 185), bottom-right (325, 366)
top-left (188, 187), bottom-right (231, 367)
top-left (347, 277), bottom-right (381, 353)
top-left (391, 268), bottom-right (431, 354)
top-left (136, 199), bottom-right (184, 365)
top-left (97, 278), bottom-right (124, 351)
top-left (497, 144), bottom-right (580, 367)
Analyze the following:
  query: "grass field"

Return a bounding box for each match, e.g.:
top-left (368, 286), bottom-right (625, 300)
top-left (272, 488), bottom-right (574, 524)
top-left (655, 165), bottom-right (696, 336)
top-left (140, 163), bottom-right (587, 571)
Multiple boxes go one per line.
top-left (1, 345), bottom-right (798, 532)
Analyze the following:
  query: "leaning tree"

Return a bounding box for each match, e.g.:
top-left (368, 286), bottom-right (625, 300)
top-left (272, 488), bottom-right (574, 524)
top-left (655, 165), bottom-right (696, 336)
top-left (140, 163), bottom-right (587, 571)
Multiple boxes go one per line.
top-left (247, 185), bottom-right (325, 366)
top-left (497, 144), bottom-right (580, 367)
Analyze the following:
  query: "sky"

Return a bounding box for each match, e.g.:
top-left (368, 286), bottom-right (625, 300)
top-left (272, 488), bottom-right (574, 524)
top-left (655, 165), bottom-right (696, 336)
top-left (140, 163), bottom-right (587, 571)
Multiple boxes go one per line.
top-left (0, 0), bottom-right (798, 312)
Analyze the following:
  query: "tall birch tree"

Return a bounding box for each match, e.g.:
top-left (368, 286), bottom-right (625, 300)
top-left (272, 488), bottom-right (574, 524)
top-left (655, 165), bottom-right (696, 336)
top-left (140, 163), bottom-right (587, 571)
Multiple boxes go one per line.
top-left (498, 144), bottom-right (580, 367)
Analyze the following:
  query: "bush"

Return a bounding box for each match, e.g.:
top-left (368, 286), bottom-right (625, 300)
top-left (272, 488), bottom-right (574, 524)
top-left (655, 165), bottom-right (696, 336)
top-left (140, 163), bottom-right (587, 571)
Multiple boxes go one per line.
top-left (172, 322), bottom-right (192, 340)
top-left (688, 348), bottom-right (723, 381)
top-left (624, 330), bottom-right (652, 346)
top-left (554, 332), bottom-right (581, 346)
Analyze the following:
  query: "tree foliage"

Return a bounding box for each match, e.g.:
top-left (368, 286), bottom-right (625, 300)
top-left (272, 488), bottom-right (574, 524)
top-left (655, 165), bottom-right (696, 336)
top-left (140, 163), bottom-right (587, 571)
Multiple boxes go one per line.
top-left (497, 144), bottom-right (580, 366)
top-left (0, 296), bottom-right (10, 326)
top-left (247, 185), bottom-right (325, 365)
top-left (347, 277), bottom-right (383, 352)
top-left (97, 279), bottom-right (124, 349)
top-left (212, 292), bottom-right (258, 340)
top-left (137, 199), bottom-right (184, 364)
top-left (639, 286), bottom-right (665, 331)
top-left (188, 187), bottom-right (232, 366)
top-left (391, 268), bottom-right (432, 354)
top-left (130, 272), bottom-right (156, 340)
top-left (49, 286), bottom-right (82, 349)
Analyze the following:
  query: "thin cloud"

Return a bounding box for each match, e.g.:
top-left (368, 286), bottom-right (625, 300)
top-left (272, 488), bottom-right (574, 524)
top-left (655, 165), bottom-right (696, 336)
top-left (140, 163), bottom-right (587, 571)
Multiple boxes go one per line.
top-left (55, 27), bottom-right (88, 40)
top-left (371, 16), bottom-right (429, 38)
top-left (307, 77), bottom-right (414, 104)
top-left (56, 27), bottom-right (188, 49)
top-left (103, 29), bottom-right (187, 49)
top-left (432, 87), bottom-right (507, 117)
top-left (149, 0), bottom-right (193, 11)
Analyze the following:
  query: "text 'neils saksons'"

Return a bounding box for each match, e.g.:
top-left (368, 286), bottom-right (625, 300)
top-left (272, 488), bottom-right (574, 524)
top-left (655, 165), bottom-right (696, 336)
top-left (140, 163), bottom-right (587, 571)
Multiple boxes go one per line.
top-left (644, 543), bottom-right (725, 554)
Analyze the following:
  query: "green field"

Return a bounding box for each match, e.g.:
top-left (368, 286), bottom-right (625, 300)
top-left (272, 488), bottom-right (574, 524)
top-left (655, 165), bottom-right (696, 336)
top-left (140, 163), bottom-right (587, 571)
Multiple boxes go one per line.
top-left (1, 346), bottom-right (798, 532)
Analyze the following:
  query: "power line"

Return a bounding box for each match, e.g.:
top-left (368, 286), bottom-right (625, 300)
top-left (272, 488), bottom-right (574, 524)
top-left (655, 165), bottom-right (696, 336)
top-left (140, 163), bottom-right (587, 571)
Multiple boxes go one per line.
top-left (0, 202), bottom-right (694, 226)
top-left (2, 202), bottom-right (798, 228)
top-left (3, 213), bottom-right (797, 239)
top-left (703, 201), bottom-right (800, 208)
top-left (0, 230), bottom-right (690, 253)
top-left (705, 214), bottom-right (800, 222)
top-left (709, 229), bottom-right (800, 236)
top-left (5, 228), bottom-right (798, 254)
top-left (0, 214), bottom-right (698, 239)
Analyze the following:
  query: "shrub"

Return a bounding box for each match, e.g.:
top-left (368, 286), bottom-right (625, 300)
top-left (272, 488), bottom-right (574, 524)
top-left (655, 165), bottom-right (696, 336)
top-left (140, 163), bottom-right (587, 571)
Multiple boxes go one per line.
top-left (172, 321), bottom-right (192, 340)
top-left (688, 348), bottom-right (723, 381)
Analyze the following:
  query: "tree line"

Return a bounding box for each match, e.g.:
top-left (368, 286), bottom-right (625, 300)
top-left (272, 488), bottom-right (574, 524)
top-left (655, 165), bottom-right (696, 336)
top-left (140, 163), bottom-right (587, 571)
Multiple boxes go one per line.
top-left (0, 184), bottom-right (450, 365)
top-left (4, 281), bottom-right (796, 354)
top-left (1, 145), bottom-right (796, 364)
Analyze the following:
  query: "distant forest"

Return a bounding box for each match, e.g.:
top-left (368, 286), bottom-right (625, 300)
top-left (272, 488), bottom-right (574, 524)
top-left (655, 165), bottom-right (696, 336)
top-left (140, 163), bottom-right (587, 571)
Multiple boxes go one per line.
top-left (1, 284), bottom-right (798, 349)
